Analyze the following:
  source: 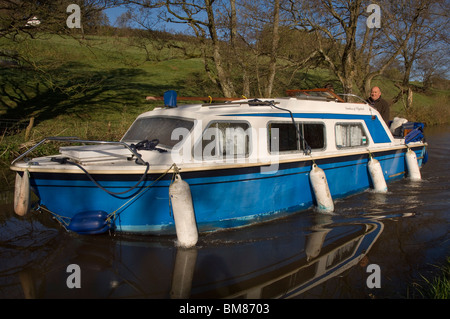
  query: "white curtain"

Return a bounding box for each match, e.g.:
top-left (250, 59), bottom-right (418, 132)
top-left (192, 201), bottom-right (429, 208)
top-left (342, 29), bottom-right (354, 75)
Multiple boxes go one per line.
top-left (335, 124), bottom-right (347, 147)
top-left (350, 125), bottom-right (363, 146)
top-left (335, 124), bottom-right (365, 147)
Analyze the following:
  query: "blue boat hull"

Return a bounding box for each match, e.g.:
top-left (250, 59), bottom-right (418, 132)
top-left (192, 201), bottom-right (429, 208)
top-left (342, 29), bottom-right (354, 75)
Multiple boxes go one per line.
top-left (28, 146), bottom-right (425, 234)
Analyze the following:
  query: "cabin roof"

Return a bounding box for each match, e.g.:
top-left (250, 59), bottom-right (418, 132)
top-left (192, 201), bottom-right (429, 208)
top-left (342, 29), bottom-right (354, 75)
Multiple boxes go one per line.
top-left (140, 96), bottom-right (374, 120)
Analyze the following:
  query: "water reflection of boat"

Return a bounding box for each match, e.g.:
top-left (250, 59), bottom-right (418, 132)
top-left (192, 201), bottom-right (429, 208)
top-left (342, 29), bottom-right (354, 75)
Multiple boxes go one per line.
top-left (11, 215), bottom-right (383, 299)
top-left (186, 218), bottom-right (383, 299)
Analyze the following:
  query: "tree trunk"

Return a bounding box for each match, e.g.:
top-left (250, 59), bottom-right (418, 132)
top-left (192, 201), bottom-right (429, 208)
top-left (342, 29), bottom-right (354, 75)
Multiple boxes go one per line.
top-left (407, 87), bottom-right (413, 111)
top-left (205, 0), bottom-right (236, 97)
top-left (264, 0), bottom-right (280, 98)
top-left (230, 0), bottom-right (250, 97)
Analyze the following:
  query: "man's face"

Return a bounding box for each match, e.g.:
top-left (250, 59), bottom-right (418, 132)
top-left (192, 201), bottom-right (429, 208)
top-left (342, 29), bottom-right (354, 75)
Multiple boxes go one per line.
top-left (371, 87), bottom-right (381, 100)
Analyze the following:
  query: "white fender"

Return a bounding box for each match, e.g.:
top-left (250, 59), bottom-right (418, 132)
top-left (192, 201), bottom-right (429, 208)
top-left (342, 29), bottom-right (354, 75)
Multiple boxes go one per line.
top-left (405, 148), bottom-right (421, 181)
top-left (14, 170), bottom-right (30, 216)
top-left (309, 164), bottom-right (334, 213)
top-left (169, 174), bottom-right (198, 248)
top-left (368, 157), bottom-right (388, 193)
top-left (14, 172), bottom-right (22, 211)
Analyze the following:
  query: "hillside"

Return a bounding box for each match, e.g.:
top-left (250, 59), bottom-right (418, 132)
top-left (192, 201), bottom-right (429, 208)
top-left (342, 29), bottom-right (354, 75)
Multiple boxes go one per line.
top-left (0, 34), bottom-right (448, 164)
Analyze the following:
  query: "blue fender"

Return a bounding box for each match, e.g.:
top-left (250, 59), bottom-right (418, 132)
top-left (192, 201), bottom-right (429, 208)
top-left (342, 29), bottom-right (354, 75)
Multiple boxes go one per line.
top-left (68, 210), bottom-right (114, 235)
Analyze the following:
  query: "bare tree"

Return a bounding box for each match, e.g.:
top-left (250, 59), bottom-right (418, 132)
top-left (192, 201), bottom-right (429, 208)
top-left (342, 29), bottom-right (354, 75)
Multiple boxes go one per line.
top-left (229, 0), bottom-right (250, 96)
top-left (0, 1), bottom-right (116, 40)
top-left (228, 0), bottom-right (283, 97)
top-left (389, 0), bottom-right (449, 113)
top-left (152, 0), bottom-right (236, 97)
top-left (0, 1), bottom-right (65, 39)
top-left (96, 0), bottom-right (449, 100)
top-left (281, 0), bottom-right (434, 98)
top-left (264, 0), bottom-right (280, 97)
top-left (281, 0), bottom-right (363, 95)
top-left (123, 0), bottom-right (288, 97)
top-left (0, 1), bottom-right (121, 102)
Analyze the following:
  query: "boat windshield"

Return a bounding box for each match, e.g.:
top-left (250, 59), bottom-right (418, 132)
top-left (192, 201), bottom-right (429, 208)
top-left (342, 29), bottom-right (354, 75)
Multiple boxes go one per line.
top-left (121, 116), bottom-right (195, 149)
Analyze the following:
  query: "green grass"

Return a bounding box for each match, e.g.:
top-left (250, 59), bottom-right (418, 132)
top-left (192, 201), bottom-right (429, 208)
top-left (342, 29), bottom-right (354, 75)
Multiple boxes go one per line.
top-left (370, 76), bottom-right (450, 125)
top-left (409, 257), bottom-right (450, 299)
top-left (1, 33), bottom-right (448, 167)
top-left (0, 34), bottom-right (212, 168)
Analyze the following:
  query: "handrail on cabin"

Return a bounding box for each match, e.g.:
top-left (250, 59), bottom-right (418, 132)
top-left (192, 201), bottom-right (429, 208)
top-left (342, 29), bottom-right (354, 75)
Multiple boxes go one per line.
top-left (286, 88), bottom-right (346, 102)
top-left (11, 137), bottom-right (147, 166)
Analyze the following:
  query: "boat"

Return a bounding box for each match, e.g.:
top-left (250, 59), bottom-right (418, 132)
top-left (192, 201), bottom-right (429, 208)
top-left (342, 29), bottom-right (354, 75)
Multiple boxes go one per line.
top-left (10, 89), bottom-right (427, 242)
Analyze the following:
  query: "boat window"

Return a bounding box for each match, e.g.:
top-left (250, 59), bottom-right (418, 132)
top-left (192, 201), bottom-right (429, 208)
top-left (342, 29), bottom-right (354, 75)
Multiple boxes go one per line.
top-left (121, 117), bottom-right (194, 148)
top-left (335, 123), bottom-right (368, 148)
top-left (268, 122), bottom-right (325, 153)
top-left (199, 121), bottom-right (251, 159)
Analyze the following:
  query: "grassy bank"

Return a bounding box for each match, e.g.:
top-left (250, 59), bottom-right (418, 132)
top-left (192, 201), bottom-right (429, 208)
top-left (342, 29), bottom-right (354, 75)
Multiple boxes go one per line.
top-left (409, 257), bottom-right (450, 299)
top-left (0, 34), bottom-right (213, 166)
top-left (1, 34), bottom-right (449, 168)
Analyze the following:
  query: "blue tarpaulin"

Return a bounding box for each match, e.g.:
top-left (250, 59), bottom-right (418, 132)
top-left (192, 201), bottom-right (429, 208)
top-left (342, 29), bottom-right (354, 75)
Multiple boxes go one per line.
top-left (405, 127), bottom-right (424, 144)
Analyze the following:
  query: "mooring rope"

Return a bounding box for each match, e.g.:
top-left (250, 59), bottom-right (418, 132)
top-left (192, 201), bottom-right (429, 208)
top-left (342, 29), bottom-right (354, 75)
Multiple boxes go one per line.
top-left (35, 164), bottom-right (179, 233)
top-left (106, 163), bottom-right (178, 223)
top-left (51, 157), bottom-right (150, 196)
top-left (37, 205), bottom-right (70, 231)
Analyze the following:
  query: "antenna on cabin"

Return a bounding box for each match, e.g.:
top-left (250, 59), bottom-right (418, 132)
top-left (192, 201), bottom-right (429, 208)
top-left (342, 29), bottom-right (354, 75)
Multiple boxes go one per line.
top-left (338, 94), bottom-right (369, 104)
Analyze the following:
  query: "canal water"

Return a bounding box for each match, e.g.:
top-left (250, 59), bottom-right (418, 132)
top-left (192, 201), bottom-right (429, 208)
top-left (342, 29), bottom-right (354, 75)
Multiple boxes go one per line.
top-left (0, 126), bottom-right (448, 300)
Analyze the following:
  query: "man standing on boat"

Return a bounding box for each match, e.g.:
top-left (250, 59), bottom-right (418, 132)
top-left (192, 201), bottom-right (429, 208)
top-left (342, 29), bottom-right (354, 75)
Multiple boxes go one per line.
top-left (366, 86), bottom-right (390, 124)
